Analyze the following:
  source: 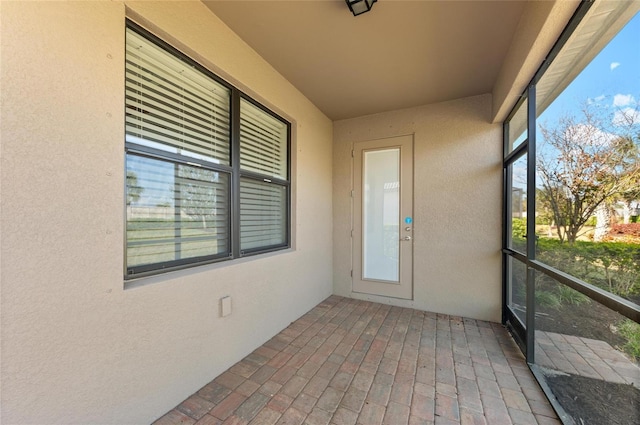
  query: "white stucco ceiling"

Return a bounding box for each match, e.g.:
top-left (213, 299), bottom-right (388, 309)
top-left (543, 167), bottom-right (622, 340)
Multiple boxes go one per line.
top-left (204, 0), bottom-right (527, 121)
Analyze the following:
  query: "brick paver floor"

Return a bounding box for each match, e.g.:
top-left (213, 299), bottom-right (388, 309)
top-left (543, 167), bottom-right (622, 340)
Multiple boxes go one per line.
top-left (154, 296), bottom-right (561, 425)
top-left (535, 330), bottom-right (640, 388)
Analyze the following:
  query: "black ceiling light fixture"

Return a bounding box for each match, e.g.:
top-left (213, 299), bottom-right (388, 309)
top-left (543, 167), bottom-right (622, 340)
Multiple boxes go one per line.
top-left (346, 0), bottom-right (377, 16)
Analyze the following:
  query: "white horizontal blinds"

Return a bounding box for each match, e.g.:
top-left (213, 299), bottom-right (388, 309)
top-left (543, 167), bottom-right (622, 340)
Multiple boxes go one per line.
top-left (124, 24), bottom-right (290, 275)
top-left (240, 178), bottom-right (286, 250)
top-left (126, 154), bottom-right (229, 269)
top-left (240, 99), bottom-right (287, 179)
top-left (125, 28), bottom-right (231, 165)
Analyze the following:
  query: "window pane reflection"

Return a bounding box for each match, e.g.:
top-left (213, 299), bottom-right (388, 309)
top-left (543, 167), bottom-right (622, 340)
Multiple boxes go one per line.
top-left (508, 258), bottom-right (527, 326)
top-left (507, 98), bottom-right (527, 153)
top-left (509, 154), bottom-right (527, 253)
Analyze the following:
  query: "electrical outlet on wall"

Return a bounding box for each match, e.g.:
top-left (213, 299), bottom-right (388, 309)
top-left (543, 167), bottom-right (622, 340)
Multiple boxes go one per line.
top-left (220, 296), bottom-right (232, 317)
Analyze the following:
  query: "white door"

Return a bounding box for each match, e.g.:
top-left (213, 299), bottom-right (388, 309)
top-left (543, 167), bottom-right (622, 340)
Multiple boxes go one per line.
top-left (352, 135), bottom-right (413, 300)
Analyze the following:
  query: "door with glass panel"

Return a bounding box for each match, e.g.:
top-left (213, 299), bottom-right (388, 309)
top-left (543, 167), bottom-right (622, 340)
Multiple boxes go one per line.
top-left (353, 135), bottom-right (413, 299)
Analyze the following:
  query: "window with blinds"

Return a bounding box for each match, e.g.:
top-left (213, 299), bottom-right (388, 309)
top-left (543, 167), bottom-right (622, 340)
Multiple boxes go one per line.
top-left (124, 23), bottom-right (290, 279)
top-left (240, 178), bottom-right (287, 251)
top-left (125, 30), bottom-right (231, 164)
top-left (239, 100), bottom-right (289, 253)
top-left (240, 99), bottom-right (287, 179)
top-left (126, 155), bottom-right (230, 272)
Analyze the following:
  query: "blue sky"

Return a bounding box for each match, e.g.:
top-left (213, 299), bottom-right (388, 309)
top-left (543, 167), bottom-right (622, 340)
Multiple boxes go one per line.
top-left (509, 11), bottom-right (640, 191)
top-left (539, 11), bottom-right (640, 126)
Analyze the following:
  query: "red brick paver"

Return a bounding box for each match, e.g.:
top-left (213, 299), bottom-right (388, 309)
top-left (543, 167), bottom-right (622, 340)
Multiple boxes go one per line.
top-left (154, 296), bottom-right (559, 424)
top-left (535, 330), bottom-right (640, 388)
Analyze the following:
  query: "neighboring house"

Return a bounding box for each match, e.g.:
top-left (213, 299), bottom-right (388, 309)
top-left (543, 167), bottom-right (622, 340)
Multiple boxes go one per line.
top-left (615, 199), bottom-right (640, 223)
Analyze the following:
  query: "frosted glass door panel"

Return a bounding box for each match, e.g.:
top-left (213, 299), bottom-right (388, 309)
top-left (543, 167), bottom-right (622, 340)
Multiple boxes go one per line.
top-left (363, 148), bottom-right (400, 282)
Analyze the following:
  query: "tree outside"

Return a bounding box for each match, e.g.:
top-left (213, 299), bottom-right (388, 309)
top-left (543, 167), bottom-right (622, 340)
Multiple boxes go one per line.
top-left (126, 170), bottom-right (144, 206)
top-left (177, 165), bottom-right (226, 230)
top-left (531, 97), bottom-right (640, 363)
top-left (536, 100), bottom-right (640, 244)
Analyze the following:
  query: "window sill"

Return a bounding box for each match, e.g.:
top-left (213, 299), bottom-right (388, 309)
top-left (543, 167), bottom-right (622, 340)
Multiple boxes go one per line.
top-left (124, 246), bottom-right (294, 290)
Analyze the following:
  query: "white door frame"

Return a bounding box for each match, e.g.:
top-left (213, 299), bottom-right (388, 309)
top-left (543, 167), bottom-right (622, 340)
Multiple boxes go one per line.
top-left (352, 135), bottom-right (414, 300)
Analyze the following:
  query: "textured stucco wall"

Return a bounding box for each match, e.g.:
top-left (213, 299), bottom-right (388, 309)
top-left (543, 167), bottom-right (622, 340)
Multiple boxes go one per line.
top-left (0, 1), bottom-right (332, 423)
top-left (333, 95), bottom-right (502, 322)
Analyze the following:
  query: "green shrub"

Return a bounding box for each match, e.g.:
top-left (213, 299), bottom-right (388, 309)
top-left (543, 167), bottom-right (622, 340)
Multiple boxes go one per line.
top-left (511, 218), bottom-right (526, 239)
top-left (617, 320), bottom-right (640, 362)
top-left (556, 285), bottom-right (591, 306)
top-left (536, 290), bottom-right (562, 309)
top-left (536, 237), bottom-right (640, 299)
top-left (536, 216), bottom-right (552, 225)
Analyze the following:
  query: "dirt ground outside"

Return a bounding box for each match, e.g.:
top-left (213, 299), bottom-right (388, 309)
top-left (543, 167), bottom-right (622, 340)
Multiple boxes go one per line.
top-left (542, 371), bottom-right (640, 425)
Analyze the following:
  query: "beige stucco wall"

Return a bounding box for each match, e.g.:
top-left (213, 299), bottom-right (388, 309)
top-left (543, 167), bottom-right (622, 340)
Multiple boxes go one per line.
top-left (333, 94), bottom-right (502, 322)
top-left (0, 1), bottom-right (332, 424)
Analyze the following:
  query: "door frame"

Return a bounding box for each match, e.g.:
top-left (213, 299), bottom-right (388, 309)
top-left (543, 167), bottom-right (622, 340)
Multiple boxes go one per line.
top-left (351, 135), bottom-right (414, 300)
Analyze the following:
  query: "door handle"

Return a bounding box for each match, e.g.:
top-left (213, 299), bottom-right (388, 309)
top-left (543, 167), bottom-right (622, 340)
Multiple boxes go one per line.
top-left (400, 236), bottom-right (412, 241)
